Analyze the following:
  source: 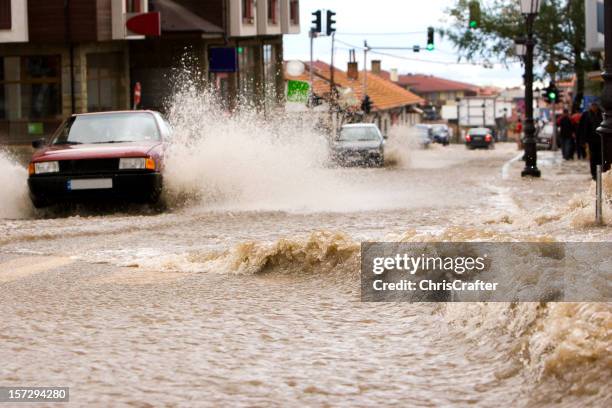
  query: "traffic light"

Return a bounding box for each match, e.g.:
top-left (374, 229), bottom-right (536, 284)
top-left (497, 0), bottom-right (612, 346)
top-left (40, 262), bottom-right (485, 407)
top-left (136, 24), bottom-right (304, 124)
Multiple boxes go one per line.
top-left (326, 10), bottom-right (336, 36)
top-left (469, 1), bottom-right (481, 29)
top-left (426, 27), bottom-right (434, 51)
top-left (361, 95), bottom-right (373, 114)
top-left (311, 10), bottom-right (322, 33)
top-left (543, 82), bottom-right (559, 104)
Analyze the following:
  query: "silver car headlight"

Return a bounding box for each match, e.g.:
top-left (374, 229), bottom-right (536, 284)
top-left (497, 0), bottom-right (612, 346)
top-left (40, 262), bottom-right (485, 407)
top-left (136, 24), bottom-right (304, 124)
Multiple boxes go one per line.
top-left (34, 161), bottom-right (59, 174)
top-left (119, 157), bottom-right (146, 170)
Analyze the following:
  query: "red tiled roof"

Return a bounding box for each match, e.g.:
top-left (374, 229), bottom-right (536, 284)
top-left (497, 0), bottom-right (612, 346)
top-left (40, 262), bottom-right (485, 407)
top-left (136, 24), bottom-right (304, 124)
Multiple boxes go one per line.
top-left (396, 74), bottom-right (479, 94)
top-left (477, 86), bottom-right (501, 97)
top-left (285, 61), bottom-right (424, 111)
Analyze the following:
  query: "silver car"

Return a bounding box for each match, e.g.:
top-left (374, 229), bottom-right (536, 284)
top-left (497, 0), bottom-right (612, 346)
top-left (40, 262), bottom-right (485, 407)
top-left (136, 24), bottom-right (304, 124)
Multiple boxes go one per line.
top-left (331, 124), bottom-right (385, 167)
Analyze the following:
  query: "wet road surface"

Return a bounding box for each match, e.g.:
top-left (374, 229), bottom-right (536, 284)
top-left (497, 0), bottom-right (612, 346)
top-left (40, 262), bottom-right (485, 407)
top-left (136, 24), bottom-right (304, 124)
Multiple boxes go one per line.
top-left (1, 144), bottom-right (610, 407)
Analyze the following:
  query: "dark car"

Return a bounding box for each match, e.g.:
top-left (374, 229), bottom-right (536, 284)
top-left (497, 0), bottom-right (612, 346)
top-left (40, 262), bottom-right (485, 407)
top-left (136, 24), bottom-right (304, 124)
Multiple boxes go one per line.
top-left (465, 127), bottom-right (494, 149)
top-left (28, 111), bottom-right (168, 208)
top-left (430, 124), bottom-right (450, 145)
top-left (331, 124), bottom-right (385, 167)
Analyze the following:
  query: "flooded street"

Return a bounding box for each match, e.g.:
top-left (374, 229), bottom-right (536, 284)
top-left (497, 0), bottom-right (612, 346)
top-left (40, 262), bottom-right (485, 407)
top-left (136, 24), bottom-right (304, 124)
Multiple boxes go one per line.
top-left (1, 143), bottom-right (610, 407)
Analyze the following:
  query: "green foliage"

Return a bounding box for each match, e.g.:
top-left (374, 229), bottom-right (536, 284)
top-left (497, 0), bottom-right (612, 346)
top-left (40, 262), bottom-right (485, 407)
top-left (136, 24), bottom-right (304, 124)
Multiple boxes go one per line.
top-left (440, 0), bottom-right (590, 80)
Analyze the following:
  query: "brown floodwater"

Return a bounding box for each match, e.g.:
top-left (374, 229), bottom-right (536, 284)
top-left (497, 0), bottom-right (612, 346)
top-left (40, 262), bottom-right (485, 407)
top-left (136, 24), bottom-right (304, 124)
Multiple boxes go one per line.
top-left (1, 138), bottom-right (611, 407)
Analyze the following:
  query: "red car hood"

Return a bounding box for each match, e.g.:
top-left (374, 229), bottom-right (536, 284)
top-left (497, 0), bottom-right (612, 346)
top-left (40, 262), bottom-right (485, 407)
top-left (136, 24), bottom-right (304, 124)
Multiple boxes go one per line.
top-left (32, 141), bottom-right (162, 162)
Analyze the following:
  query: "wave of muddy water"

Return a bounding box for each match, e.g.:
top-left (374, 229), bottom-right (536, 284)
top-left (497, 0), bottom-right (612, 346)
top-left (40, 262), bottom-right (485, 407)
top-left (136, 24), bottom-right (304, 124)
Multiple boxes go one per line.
top-left (1, 142), bottom-right (609, 407)
top-left (0, 89), bottom-right (610, 405)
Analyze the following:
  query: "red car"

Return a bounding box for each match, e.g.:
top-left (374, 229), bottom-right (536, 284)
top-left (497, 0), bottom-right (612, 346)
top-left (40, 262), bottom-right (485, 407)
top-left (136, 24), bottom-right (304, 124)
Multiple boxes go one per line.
top-left (28, 111), bottom-right (168, 208)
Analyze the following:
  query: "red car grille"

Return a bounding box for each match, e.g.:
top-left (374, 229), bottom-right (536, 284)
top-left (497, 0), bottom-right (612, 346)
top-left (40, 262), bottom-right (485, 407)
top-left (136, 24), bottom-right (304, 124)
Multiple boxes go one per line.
top-left (59, 159), bottom-right (119, 174)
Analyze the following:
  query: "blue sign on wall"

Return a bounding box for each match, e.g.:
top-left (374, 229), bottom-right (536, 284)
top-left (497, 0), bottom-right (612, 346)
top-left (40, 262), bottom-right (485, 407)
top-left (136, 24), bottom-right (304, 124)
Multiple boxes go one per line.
top-left (209, 48), bottom-right (238, 73)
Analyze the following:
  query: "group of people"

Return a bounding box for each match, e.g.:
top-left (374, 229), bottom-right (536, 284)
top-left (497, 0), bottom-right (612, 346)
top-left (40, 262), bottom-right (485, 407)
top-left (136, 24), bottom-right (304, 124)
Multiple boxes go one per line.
top-left (557, 103), bottom-right (603, 180)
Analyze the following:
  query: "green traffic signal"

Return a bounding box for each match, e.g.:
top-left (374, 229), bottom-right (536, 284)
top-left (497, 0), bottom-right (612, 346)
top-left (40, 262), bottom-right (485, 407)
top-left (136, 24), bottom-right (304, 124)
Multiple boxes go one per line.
top-left (469, 1), bottom-right (480, 29)
top-left (426, 27), bottom-right (434, 51)
top-left (548, 92), bottom-right (557, 101)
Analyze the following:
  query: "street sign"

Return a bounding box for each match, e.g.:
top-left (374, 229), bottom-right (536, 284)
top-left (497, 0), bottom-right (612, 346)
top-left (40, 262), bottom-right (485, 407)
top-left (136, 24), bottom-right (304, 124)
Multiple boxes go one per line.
top-left (287, 80), bottom-right (310, 103)
top-left (126, 12), bottom-right (161, 36)
top-left (209, 48), bottom-right (238, 73)
top-left (285, 60), bottom-right (305, 77)
top-left (27, 123), bottom-right (43, 135)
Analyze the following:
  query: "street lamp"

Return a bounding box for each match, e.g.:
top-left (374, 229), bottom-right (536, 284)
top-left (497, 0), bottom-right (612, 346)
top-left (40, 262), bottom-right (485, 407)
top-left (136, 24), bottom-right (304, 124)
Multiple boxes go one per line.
top-left (519, 0), bottom-right (542, 178)
top-left (597, 0), bottom-right (612, 174)
top-left (520, 0), bottom-right (541, 14)
top-left (514, 39), bottom-right (526, 59)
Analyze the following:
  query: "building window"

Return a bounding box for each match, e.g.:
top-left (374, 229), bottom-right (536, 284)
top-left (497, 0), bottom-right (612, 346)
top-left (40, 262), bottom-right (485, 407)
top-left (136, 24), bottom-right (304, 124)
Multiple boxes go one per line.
top-left (125, 0), bottom-right (142, 13)
top-left (0, 0), bottom-right (11, 29)
top-left (0, 56), bottom-right (62, 120)
top-left (290, 0), bottom-right (299, 25)
top-left (242, 0), bottom-right (254, 24)
top-left (87, 53), bottom-right (124, 112)
top-left (238, 46), bottom-right (256, 99)
top-left (268, 0), bottom-right (278, 24)
top-left (263, 44), bottom-right (277, 103)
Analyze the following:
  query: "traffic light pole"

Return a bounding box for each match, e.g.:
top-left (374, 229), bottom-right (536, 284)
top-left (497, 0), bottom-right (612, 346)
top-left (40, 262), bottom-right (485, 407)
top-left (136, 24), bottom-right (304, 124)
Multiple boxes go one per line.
top-left (521, 13), bottom-right (541, 178)
top-left (309, 29), bottom-right (315, 109)
top-left (551, 101), bottom-right (558, 151)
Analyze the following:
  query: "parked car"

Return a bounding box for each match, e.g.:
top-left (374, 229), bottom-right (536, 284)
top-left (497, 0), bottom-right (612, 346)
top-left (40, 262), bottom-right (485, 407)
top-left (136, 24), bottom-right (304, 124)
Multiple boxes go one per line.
top-left (331, 124), bottom-right (385, 166)
top-left (414, 124), bottom-right (433, 148)
top-left (430, 124), bottom-right (451, 145)
top-left (465, 127), bottom-right (494, 149)
top-left (28, 111), bottom-right (168, 208)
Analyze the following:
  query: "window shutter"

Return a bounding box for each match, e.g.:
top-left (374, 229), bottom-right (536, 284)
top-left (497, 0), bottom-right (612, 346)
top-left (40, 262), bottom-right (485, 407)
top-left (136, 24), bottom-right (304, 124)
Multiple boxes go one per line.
top-left (0, 0), bottom-right (11, 30)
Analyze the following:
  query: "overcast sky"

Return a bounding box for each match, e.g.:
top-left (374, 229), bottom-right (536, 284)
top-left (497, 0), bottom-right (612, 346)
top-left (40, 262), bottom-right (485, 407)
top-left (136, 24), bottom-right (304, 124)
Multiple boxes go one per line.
top-left (283, 0), bottom-right (524, 88)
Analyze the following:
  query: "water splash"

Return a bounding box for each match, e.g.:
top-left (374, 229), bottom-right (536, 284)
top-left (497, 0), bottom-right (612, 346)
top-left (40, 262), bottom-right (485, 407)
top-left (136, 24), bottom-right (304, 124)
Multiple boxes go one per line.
top-left (0, 150), bottom-right (32, 219)
top-left (161, 80), bottom-right (418, 212)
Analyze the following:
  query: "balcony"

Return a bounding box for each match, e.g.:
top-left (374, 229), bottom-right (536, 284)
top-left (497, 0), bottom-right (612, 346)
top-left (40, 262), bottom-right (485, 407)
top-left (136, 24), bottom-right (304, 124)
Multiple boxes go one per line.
top-left (281, 0), bottom-right (299, 34)
top-left (0, 0), bottom-right (28, 43)
top-left (257, 0), bottom-right (281, 36)
top-left (111, 0), bottom-right (149, 40)
top-left (229, 0), bottom-right (257, 37)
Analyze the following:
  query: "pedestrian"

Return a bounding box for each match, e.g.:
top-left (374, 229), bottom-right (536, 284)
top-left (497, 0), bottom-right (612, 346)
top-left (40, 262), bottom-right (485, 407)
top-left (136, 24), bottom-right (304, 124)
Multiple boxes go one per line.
top-left (558, 109), bottom-right (575, 160)
top-left (579, 102), bottom-right (603, 180)
top-left (571, 111), bottom-right (586, 159)
top-left (515, 116), bottom-right (523, 151)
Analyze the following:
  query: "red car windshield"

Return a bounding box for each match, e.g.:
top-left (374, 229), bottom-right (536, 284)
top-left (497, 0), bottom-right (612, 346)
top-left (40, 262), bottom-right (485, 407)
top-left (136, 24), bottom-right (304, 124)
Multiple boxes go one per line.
top-left (52, 113), bottom-right (161, 145)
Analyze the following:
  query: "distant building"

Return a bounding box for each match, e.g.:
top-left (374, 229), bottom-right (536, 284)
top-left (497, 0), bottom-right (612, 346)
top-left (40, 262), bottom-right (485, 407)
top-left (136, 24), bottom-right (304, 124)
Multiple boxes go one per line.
top-left (285, 60), bottom-right (424, 135)
top-left (393, 73), bottom-right (479, 106)
top-left (0, 0), bottom-right (300, 144)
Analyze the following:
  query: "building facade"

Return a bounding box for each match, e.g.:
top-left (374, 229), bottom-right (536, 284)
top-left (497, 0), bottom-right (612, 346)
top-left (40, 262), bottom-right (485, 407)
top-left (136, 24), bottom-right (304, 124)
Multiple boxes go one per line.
top-left (285, 60), bottom-right (423, 135)
top-left (0, 0), bottom-right (300, 144)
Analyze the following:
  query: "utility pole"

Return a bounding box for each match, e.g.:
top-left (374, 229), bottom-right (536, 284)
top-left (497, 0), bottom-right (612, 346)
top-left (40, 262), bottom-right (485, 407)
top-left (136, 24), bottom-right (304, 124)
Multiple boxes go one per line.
top-left (597, 0), bottom-right (612, 174)
top-left (363, 40), bottom-right (369, 98)
top-left (551, 72), bottom-right (558, 152)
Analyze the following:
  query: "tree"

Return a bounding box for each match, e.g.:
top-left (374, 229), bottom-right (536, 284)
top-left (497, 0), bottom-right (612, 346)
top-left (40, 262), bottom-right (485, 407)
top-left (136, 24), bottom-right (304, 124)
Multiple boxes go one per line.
top-left (441, 0), bottom-right (594, 111)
